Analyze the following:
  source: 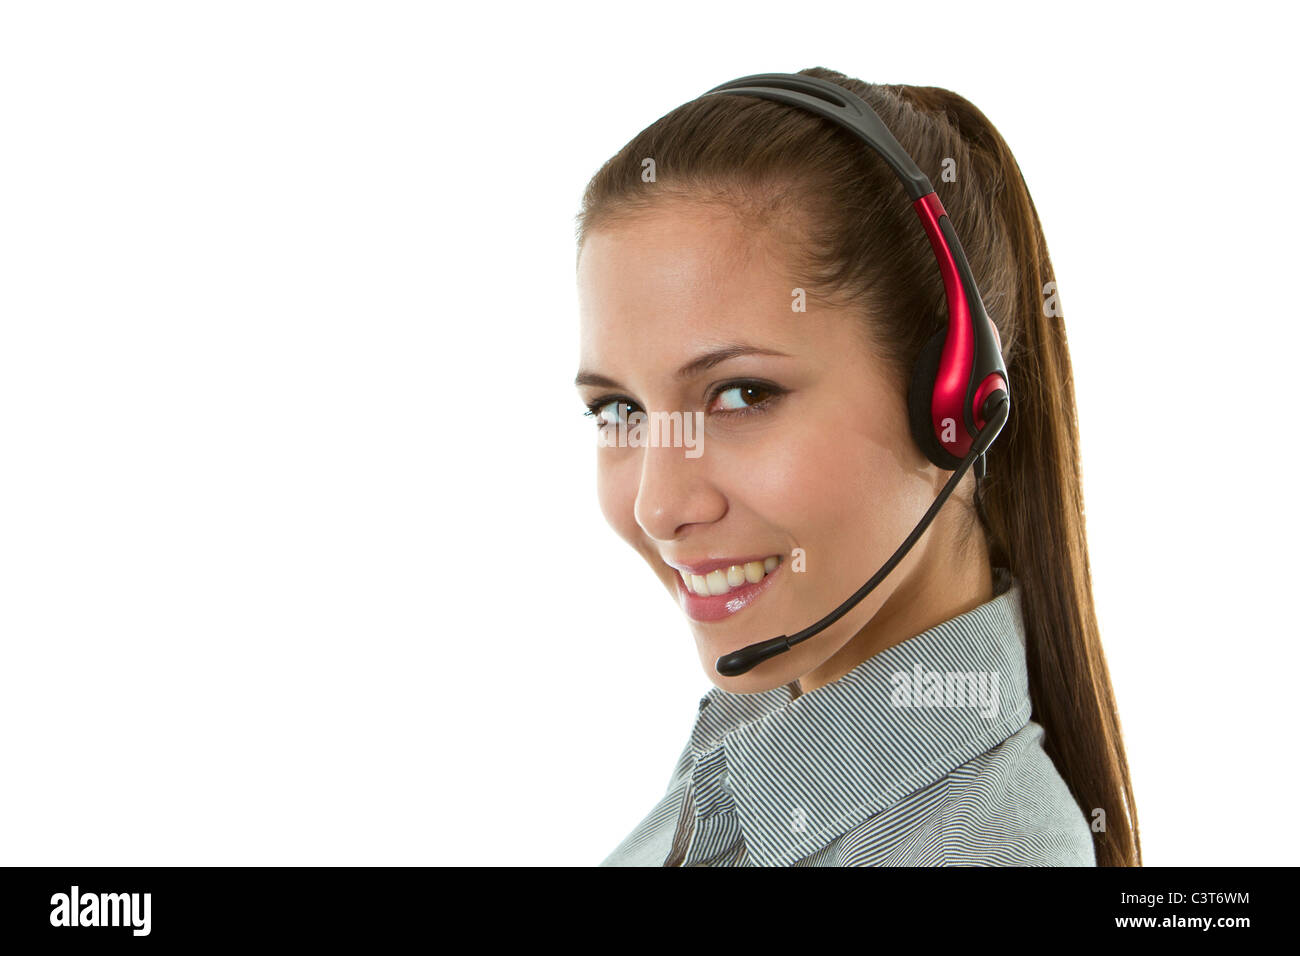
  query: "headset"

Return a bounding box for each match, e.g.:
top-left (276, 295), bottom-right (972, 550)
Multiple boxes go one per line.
top-left (694, 73), bottom-right (1012, 678)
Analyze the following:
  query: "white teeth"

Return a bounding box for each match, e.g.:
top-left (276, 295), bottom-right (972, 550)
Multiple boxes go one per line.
top-left (681, 556), bottom-right (781, 596)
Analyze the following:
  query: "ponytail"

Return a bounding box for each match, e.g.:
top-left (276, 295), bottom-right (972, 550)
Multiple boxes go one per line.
top-left (901, 85), bottom-right (1142, 866)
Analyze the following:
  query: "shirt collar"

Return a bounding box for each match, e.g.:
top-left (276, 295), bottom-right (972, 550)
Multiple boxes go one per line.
top-left (684, 567), bottom-right (1032, 867)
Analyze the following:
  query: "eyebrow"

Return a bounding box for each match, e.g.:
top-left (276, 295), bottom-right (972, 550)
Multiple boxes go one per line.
top-left (573, 344), bottom-right (792, 389)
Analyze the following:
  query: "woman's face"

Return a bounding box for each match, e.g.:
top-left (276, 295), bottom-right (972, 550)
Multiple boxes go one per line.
top-left (575, 200), bottom-right (973, 695)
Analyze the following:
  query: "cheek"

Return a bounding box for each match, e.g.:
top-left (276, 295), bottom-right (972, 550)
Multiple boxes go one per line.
top-left (777, 432), bottom-right (876, 535)
top-left (743, 412), bottom-right (923, 555)
top-left (595, 454), bottom-right (640, 545)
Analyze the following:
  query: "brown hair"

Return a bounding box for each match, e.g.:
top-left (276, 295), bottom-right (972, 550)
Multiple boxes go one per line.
top-left (574, 67), bottom-right (1140, 866)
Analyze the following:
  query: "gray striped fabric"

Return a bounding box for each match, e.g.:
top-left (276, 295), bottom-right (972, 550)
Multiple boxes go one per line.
top-left (600, 568), bottom-right (1096, 866)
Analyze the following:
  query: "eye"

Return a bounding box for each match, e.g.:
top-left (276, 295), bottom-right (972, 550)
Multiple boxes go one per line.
top-left (583, 397), bottom-right (640, 428)
top-left (707, 381), bottom-right (784, 416)
top-left (580, 380), bottom-right (786, 430)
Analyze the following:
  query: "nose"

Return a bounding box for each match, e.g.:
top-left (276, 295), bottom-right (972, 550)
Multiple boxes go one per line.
top-left (633, 437), bottom-right (726, 543)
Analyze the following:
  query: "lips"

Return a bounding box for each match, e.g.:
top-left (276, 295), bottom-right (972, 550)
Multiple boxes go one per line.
top-left (669, 555), bottom-right (783, 622)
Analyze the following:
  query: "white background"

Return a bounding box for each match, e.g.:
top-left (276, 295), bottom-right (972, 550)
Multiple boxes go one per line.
top-left (1, 1), bottom-right (1294, 866)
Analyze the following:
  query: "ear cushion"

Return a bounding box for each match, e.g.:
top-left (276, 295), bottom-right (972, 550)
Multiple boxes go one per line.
top-left (907, 327), bottom-right (965, 471)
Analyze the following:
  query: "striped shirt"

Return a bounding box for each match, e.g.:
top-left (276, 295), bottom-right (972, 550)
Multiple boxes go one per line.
top-left (600, 567), bottom-right (1096, 866)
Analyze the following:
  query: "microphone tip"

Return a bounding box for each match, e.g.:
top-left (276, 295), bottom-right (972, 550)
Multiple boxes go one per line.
top-left (715, 652), bottom-right (750, 677)
top-left (715, 636), bottom-right (791, 678)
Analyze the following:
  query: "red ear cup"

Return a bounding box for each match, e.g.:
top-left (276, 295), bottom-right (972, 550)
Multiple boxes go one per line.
top-left (907, 327), bottom-right (966, 471)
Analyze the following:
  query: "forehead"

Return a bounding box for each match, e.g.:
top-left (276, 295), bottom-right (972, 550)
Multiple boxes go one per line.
top-left (577, 203), bottom-right (798, 352)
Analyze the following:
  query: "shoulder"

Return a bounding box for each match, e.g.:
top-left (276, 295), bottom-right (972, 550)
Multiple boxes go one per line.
top-left (832, 720), bottom-right (1096, 866)
top-left (599, 779), bottom-right (686, 867)
top-left (599, 739), bottom-right (697, 867)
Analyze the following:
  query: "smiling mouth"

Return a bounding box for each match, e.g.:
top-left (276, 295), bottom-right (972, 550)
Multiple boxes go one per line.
top-left (672, 555), bottom-right (783, 623)
top-left (678, 556), bottom-right (781, 596)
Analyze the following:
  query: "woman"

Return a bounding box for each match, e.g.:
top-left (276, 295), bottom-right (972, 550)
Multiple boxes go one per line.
top-left (573, 67), bottom-right (1140, 866)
